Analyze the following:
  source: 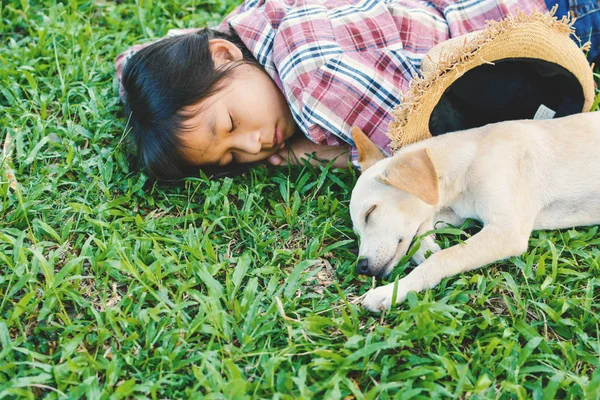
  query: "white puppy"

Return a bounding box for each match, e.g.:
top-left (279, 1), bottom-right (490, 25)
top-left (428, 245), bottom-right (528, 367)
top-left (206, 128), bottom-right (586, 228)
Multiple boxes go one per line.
top-left (350, 112), bottom-right (600, 312)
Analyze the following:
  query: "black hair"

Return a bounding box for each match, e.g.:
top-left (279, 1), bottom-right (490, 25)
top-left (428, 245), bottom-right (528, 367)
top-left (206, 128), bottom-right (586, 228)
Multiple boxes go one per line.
top-left (121, 28), bottom-right (259, 181)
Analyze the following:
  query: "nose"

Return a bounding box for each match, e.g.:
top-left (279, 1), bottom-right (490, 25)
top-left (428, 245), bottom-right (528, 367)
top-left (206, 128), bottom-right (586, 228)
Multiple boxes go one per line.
top-left (235, 130), bottom-right (263, 154)
top-left (356, 258), bottom-right (371, 275)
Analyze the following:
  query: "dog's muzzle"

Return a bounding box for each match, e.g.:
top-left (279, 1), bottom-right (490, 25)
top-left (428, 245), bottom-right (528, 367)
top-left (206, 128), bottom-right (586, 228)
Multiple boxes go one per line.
top-left (357, 257), bottom-right (388, 278)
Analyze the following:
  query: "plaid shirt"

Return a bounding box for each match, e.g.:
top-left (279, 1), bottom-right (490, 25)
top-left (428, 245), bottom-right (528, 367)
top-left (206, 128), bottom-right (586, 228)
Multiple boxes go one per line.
top-left (116, 0), bottom-right (547, 164)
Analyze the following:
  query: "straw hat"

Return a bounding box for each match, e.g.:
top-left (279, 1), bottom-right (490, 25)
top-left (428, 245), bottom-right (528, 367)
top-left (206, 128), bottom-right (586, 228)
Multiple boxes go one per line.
top-left (387, 7), bottom-right (595, 152)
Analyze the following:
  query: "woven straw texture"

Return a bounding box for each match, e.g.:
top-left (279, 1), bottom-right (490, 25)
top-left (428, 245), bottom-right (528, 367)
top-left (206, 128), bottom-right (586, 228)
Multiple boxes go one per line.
top-left (387, 8), bottom-right (595, 152)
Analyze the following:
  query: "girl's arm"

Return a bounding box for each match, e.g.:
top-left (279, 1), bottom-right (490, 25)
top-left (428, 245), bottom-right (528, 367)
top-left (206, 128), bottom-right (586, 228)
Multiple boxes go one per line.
top-left (267, 135), bottom-right (350, 168)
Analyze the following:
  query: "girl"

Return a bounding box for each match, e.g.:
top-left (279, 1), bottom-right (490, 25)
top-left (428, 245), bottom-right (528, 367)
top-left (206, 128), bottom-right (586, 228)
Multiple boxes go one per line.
top-left (116, 0), bottom-right (599, 181)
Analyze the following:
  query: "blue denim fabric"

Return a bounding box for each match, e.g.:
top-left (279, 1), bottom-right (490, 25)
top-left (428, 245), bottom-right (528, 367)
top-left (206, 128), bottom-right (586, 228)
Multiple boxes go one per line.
top-left (547, 0), bottom-right (600, 62)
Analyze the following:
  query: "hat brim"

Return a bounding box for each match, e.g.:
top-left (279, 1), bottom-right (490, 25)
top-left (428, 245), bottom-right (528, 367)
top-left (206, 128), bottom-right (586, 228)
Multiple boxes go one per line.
top-left (388, 9), bottom-right (595, 151)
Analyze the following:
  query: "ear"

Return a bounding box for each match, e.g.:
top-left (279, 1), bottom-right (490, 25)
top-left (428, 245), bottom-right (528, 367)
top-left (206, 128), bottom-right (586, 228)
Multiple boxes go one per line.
top-left (208, 39), bottom-right (243, 67)
top-left (352, 126), bottom-right (386, 172)
top-left (377, 148), bottom-right (439, 205)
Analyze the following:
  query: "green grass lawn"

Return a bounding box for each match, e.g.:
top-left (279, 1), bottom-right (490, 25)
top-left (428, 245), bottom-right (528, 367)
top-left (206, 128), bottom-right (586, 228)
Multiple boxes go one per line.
top-left (1, 1), bottom-right (600, 398)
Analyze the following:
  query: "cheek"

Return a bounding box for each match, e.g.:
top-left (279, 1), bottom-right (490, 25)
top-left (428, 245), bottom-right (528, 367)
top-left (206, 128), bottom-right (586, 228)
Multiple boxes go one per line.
top-left (361, 223), bottom-right (399, 247)
top-left (374, 214), bottom-right (411, 242)
top-left (237, 93), bottom-right (279, 125)
top-left (260, 78), bottom-right (287, 110)
top-left (235, 72), bottom-right (289, 124)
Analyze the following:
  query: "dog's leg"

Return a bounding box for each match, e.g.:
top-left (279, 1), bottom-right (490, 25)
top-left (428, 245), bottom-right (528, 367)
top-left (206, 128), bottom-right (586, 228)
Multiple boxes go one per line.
top-left (411, 219), bottom-right (440, 265)
top-left (412, 209), bottom-right (466, 265)
top-left (362, 225), bottom-right (530, 312)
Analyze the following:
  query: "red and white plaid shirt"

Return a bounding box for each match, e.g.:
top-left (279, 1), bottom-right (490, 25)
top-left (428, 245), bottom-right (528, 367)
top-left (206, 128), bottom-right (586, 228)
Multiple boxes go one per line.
top-left (116, 0), bottom-right (547, 165)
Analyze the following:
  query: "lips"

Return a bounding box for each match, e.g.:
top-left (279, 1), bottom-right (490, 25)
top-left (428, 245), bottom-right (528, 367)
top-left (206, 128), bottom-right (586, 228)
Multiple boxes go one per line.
top-left (274, 125), bottom-right (283, 146)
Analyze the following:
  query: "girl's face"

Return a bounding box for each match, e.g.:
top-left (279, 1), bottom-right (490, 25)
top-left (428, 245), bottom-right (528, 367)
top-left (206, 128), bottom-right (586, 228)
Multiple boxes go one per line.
top-left (179, 40), bottom-right (296, 167)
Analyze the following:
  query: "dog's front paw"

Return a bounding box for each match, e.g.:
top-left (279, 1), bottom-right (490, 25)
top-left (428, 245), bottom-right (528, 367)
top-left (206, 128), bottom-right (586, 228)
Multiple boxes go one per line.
top-left (362, 283), bottom-right (410, 312)
top-left (362, 286), bottom-right (393, 312)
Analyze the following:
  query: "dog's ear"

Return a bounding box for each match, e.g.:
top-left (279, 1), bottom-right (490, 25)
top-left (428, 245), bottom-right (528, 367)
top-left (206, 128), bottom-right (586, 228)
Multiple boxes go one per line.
top-left (377, 148), bottom-right (439, 205)
top-left (352, 127), bottom-right (386, 171)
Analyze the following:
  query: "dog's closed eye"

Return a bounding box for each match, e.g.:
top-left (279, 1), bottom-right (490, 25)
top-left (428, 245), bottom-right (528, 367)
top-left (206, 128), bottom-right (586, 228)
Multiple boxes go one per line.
top-left (365, 205), bottom-right (377, 224)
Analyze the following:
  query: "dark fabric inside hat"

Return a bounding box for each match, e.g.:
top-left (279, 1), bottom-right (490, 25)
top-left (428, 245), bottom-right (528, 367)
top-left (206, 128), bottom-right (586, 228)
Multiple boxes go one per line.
top-left (429, 58), bottom-right (585, 136)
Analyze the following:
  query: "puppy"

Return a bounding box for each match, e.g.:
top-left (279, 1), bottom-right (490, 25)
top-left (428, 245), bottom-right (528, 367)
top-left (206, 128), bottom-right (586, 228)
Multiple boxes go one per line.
top-left (350, 112), bottom-right (600, 312)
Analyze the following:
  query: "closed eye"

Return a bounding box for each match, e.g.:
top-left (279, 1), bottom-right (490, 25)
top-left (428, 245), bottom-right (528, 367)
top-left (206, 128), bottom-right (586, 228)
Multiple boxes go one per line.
top-left (229, 114), bottom-right (235, 133)
top-left (364, 205), bottom-right (377, 224)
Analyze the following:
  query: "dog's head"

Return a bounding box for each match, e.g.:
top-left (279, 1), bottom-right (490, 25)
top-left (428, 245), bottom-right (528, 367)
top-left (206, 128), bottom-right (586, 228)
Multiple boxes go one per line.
top-left (350, 127), bottom-right (439, 278)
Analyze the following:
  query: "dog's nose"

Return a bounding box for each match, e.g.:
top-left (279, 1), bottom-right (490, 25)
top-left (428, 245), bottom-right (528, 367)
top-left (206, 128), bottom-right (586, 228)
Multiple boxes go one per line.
top-left (356, 258), bottom-right (370, 275)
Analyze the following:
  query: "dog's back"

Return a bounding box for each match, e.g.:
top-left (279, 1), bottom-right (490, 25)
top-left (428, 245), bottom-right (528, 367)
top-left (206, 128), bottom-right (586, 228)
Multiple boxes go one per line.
top-left (430, 111), bottom-right (600, 230)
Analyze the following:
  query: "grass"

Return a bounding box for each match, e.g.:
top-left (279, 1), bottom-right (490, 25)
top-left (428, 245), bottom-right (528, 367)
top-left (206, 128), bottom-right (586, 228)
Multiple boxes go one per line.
top-left (1, 0), bottom-right (600, 398)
